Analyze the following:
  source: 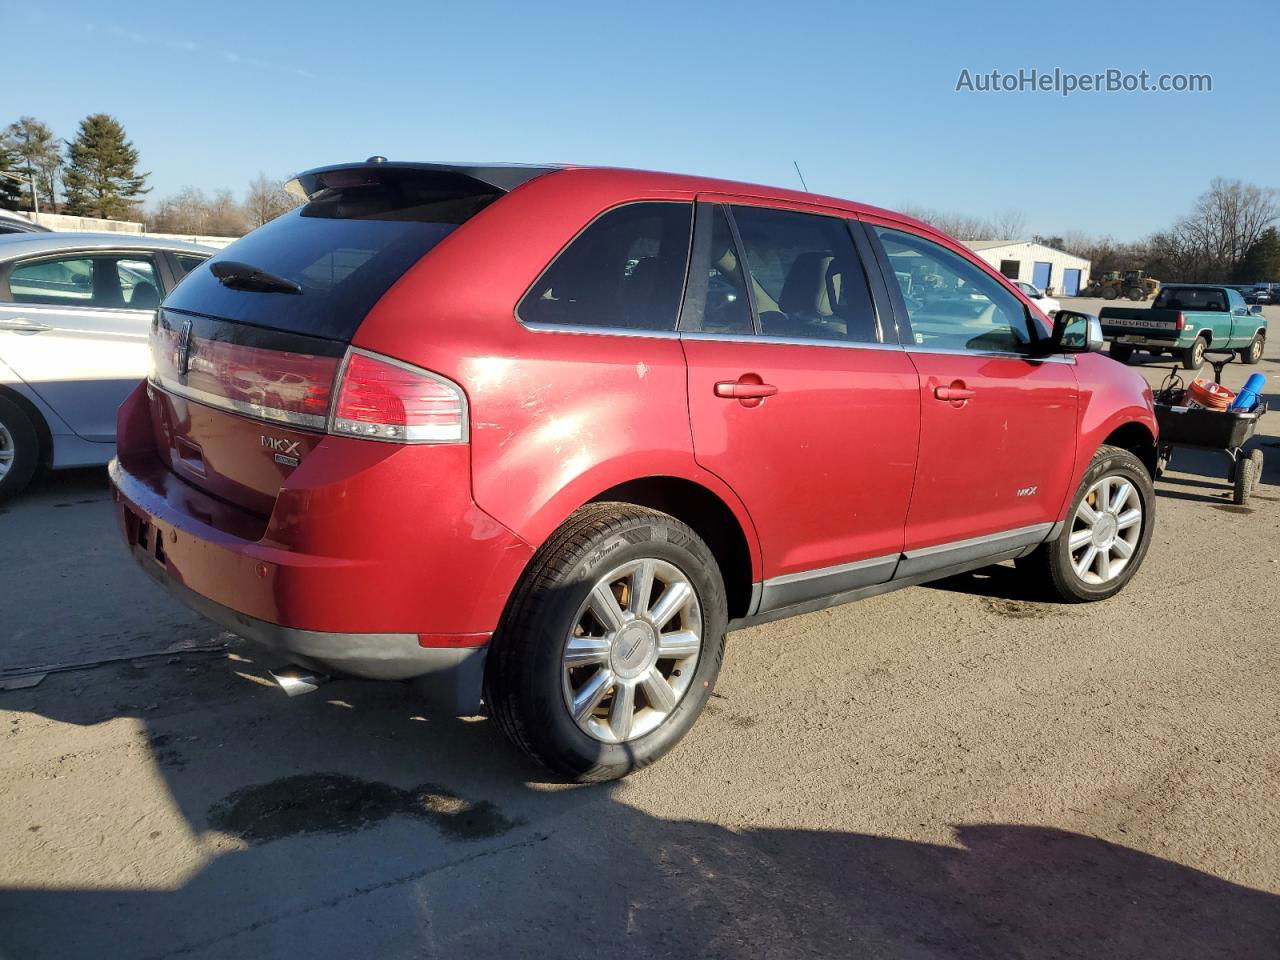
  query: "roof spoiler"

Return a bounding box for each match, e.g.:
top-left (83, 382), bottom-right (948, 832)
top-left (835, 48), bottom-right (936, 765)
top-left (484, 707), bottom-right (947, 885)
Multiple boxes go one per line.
top-left (285, 160), bottom-right (562, 202)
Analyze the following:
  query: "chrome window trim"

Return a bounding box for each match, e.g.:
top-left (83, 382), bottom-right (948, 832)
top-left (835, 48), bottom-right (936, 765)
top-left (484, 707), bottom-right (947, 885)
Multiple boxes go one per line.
top-left (522, 321), bottom-right (681, 341)
top-left (682, 330), bottom-right (905, 352)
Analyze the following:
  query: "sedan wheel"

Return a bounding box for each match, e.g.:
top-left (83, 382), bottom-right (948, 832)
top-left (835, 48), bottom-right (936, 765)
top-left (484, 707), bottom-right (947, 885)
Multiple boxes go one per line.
top-left (1067, 476), bottom-right (1143, 585)
top-left (562, 558), bottom-right (702, 744)
top-left (0, 421), bottom-right (14, 482)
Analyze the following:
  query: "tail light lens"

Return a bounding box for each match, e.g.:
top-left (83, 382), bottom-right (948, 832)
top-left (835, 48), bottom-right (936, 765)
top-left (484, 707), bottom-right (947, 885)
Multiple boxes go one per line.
top-left (332, 350), bottom-right (467, 443)
top-left (1175, 312), bottom-right (1186, 331)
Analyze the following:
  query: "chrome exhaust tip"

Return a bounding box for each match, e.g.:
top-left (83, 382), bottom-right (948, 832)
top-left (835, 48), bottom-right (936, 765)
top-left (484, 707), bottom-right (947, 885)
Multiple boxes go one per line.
top-left (268, 667), bottom-right (329, 697)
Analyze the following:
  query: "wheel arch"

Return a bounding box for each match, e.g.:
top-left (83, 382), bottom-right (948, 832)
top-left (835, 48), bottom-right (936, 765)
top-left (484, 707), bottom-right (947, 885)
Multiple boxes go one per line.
top-left (588, 476), bottom-right (758, 620)
top-left (0, 382), bottom-right (53, 471)
top-left (1099, 421), bottom-right (1158, 478)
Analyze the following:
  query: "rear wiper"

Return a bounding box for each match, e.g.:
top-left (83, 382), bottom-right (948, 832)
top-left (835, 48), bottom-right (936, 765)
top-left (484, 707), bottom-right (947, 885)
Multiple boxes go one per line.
top-left (210, 260), bottom-right (302, 295)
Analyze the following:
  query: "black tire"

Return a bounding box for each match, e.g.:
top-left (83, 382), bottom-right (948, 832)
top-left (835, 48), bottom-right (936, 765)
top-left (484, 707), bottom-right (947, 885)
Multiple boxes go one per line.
top-left (1102, 287), bottom-right (1119, 300)
top-left (1250, 448), bottom-right (1265, 485)
top-left (1127, 287), bottom-right (1144, 301)
top-left (0, 394), bottom-right (40, 504)
top-left (1109, 344), bottom-right (1134, 364)
top-left (1181, 336), bottom-right (1207, 370)
top-left (1238, 333), bottom-right (1264, 365)
top-left (1016, 445), bottom-right (1155, 603)
top-left (1233, 457), bottom-right (1256, 505)
top-left (486, 502), bottom-right (727, 782)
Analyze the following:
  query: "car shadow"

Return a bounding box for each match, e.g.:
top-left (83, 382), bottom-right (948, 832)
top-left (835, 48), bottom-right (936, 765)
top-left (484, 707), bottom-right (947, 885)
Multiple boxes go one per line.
top-left (2, 657), bottom-right (1278, 959)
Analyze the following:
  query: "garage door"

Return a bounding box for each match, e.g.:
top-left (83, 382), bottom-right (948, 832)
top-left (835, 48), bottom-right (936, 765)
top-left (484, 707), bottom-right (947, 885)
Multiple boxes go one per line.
top-left (1062, 268), bottom-right (1081, 296)
top-left (1032, 261), bottom-right (1052, 291)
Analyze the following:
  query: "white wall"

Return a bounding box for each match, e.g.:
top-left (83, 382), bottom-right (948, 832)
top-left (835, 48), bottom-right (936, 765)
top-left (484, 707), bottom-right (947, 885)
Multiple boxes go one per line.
top-left (966, 242), bottom-right (1091, 296)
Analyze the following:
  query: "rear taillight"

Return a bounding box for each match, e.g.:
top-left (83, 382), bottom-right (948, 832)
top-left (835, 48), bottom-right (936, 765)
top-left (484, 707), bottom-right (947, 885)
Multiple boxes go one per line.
top-left (151, 321), bottom-right (467, 444)
top-left (1175, 312), bottom-right (1186, 331)
top-left (331, 350), bottom-right (466, 443)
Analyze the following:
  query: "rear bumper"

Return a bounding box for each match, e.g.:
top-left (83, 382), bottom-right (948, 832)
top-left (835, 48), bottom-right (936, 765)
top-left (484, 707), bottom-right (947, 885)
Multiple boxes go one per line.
top-left (1102, 331), bottom-right (1187, 348)
top-left (129, 548), bottom-right (486, 713)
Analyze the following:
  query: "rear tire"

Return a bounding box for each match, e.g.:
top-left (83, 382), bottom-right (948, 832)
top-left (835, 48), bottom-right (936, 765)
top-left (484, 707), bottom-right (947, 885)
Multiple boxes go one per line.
top-left (0, 395), bottom-right (39, 504)
top-left (1109, 344), bottom-right (1134, 364)
top-left (1102, 287), bottom-right (1119, 300)
top-left (486, 503), bottom-right (727, 782)
top-left (1181, 336), bottom-right (1207, 369)
top-left (1127, 287), bottom-right (1144, 301)
top-left (1016, 445), bottom-right (1155, 602)
top-left (1239, 333), bottom-right (1264, 365)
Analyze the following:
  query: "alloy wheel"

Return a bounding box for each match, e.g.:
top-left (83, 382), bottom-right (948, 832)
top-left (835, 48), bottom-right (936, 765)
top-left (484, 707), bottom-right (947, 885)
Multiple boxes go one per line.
top-left (562, 558), bottom-right (703, 744)
top-left (1068, 476), bottom-right (1143, 585)
top-left (0, 422), bottom-right (13, 481)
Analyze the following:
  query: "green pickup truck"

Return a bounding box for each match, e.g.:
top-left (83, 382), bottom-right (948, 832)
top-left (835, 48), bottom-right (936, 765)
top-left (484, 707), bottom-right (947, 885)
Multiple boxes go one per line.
top-left (1099, 283), bottom-right (1267, 369)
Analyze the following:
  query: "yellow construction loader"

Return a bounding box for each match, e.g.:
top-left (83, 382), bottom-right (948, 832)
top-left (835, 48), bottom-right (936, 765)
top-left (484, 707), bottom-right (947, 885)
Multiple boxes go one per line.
top-left (1083, 270), bottom-right (1161, 301)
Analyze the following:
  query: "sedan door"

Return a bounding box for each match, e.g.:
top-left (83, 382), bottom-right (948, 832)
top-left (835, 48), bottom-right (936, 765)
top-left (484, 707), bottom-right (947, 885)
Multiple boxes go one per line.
top-left (864, 222), bottom-right (1079, 575)
top-left (680, 201), bottom-right (920, 613)
top-left (0, 251), bottom-right (163, 441)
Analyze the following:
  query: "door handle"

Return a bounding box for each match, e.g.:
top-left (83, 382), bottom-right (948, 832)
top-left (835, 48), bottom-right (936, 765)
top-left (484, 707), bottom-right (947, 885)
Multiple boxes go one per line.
top-left (714, 377), bottom-right (778, 408)
top-left (0, 317), bottom-right (52, 334)
top-left (934, 382), bottom-right (976, 404)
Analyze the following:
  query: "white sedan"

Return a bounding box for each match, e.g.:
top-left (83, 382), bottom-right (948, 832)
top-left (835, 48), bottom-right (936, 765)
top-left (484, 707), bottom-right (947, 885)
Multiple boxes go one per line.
top-left (1014, 280), bottom-right (1061, 317)
top-left (0, 233), bottom-right (214, 501)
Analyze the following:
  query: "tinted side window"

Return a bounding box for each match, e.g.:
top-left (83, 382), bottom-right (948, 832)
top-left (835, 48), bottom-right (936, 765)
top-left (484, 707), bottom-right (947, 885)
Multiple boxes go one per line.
top-left (519, 202), bottom-right (692, 331)
top-left (732, 206), bottom-right (881, 343)
top-left (174, 254), bottom-right (208, 275)
top-left (7, 254), bottom-right (161, 309)
top-left (874, 227), bottom-right (1031, 353)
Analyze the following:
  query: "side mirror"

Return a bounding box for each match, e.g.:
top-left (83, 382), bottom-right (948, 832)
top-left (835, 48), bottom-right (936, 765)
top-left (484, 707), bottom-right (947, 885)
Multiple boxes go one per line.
top-left (1049, 309), bottom-right (1103, 353)
top-left (1251, 304), bottom-right (1263, 315)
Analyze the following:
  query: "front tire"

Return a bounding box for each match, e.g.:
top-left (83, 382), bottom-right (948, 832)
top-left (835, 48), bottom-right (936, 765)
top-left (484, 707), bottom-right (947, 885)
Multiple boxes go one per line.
top-left (0, 395), bottom-right (40, 504)
top-left (1182, 336), bottom-right (1207, 369)
top-left (1017, 445), bottom-right (1155, 602)
top-left (486, 503), bottom-right (727, 782)
top-left (1239, 333), bottom-right (1264, 365)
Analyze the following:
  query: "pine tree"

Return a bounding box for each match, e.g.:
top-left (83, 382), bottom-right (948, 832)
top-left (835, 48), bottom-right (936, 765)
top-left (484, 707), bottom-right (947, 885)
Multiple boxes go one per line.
top-left (63, 114), bottom-right (149, 220)
top-left (0, 142), bottom-right (25, 211)
top-left (1234, 227), bottom-right (1280, 283)
top-left (3, 117), bottom-right (62, 211)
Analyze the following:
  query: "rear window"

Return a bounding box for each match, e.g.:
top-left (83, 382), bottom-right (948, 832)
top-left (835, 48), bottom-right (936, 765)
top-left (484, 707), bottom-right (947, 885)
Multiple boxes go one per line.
top-left (1153, 287), bottom-right (1229, 311)
top-left (162, 168), bottom-right (504, 341)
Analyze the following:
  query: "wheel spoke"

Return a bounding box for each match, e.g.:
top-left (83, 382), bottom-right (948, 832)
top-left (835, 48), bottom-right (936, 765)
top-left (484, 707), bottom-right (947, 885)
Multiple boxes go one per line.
top-left (571, 668), bottom-right (614, 722)
top-left (647, 580), bottom-right (692, 631)
top-left (1096, 549), bottom-right (1112, 581)
top-left (1068, 528), bottom-right (1094, 550)
top-left (1112, 537), bottom-right (1135, 559)
top-left (564, 635), bottom-right (611, 666)
top-left (1076, 501), bottom-right (1100, 525)
top-left (1109, 481), bottom-right (1133, 514)
top-left (628, 560), bottom-right (655, 616)
top-left (656, 629), bottom-right (700, 660)
top-left (588, 582), bottom-right (626, 633)
top-left (608, 680), bottom-right (635, 741)
top-left (1116, 508), bottom-right (1141, 530)
top-left (1075, 545), bottom-right (1098, 577)
top-left (640, 667), bottom-right (678, 713)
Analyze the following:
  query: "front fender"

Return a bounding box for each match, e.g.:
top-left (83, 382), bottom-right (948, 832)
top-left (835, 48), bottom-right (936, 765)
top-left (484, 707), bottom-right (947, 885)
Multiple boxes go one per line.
top-left (1068, 352), bottom-right (1158, 496)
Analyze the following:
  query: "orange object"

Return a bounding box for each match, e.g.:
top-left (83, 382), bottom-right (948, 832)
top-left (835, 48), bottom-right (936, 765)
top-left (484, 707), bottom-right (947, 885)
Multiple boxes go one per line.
top-left (1185, 378), bottom-right (1235, 411)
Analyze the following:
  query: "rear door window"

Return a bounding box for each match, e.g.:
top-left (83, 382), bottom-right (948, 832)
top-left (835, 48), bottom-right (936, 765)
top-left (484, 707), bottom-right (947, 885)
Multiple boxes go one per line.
top-left (518, 202), bottom-right (693, 331)
top-left (6, 253), bottom-right (162, 309)
top-left (730, 206), bottom-right (882, 343)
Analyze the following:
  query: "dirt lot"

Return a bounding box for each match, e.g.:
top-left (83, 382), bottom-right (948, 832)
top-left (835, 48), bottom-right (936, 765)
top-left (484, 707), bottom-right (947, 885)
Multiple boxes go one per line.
top-left (3, 301), bottom-right (1279, 959)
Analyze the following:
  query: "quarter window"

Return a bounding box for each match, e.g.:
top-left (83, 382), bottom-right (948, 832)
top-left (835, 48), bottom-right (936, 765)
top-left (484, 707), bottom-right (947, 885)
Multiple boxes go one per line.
top-left (6, 253), bottom-right (162, 309)
top-left (875, 227), bottom-right (1032, 353)
top-left (519, 202), bottom-right (693, 331)
top-left (731, 206), bottom-right (881, 343)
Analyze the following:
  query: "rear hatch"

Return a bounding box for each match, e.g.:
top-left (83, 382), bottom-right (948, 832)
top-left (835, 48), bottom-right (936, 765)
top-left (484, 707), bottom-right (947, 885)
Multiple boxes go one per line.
top-left (147, 162), bottom-right (554, 516)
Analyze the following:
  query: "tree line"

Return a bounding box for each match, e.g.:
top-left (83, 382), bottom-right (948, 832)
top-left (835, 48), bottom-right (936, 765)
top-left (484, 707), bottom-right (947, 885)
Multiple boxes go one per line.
top-left (906, 178), bottom-right (1280, 284)
top-left (1, 114), bottom-right (299, 235)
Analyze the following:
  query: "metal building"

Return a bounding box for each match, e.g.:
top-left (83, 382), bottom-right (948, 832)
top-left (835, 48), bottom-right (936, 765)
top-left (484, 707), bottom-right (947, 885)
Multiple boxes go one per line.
top-left (961, 240), bottom-right (1092, 297)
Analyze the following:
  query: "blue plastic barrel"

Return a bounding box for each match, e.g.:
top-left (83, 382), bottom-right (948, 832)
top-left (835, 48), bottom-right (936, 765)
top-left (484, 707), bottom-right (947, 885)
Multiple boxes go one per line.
top-left (1231, 373), bottom-right (1267, 412)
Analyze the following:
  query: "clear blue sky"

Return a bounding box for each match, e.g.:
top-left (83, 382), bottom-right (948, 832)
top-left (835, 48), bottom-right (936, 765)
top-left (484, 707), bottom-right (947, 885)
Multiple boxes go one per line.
top-left (6, 0), bottom-right (1277, 239)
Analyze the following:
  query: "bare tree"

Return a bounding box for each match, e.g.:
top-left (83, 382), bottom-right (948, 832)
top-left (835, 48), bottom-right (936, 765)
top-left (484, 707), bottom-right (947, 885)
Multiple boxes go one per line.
top-left (991, 209), bottom-right (1027, 241)
top-left (1166, 178), bottom-right (1279, 281)
top-left (899, 205), bottom-right (1027, 241)
top-left (148, 186), bottom-right (246, 236)
top-left (244, 173), bottom-right (300, 228)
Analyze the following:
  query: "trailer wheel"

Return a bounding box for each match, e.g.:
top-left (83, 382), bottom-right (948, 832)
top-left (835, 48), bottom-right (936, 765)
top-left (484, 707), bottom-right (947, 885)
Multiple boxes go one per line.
top-left (1233, 456), bottom-right (1256, 505)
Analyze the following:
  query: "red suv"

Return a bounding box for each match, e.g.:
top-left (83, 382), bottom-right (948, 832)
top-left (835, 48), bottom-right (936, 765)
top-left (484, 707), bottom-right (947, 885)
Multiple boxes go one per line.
top-left (111, 161), bottom-right (1158, 781)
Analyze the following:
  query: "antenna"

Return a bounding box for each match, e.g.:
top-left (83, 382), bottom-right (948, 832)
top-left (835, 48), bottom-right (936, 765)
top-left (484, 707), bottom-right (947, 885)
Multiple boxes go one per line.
top-left (793, 161), bottom-right (810, 193)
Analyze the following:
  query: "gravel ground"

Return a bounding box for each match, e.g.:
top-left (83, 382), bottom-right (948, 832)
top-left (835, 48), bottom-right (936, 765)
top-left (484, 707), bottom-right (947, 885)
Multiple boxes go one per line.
top-left (2, 302), bottom-right (1278, 959)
